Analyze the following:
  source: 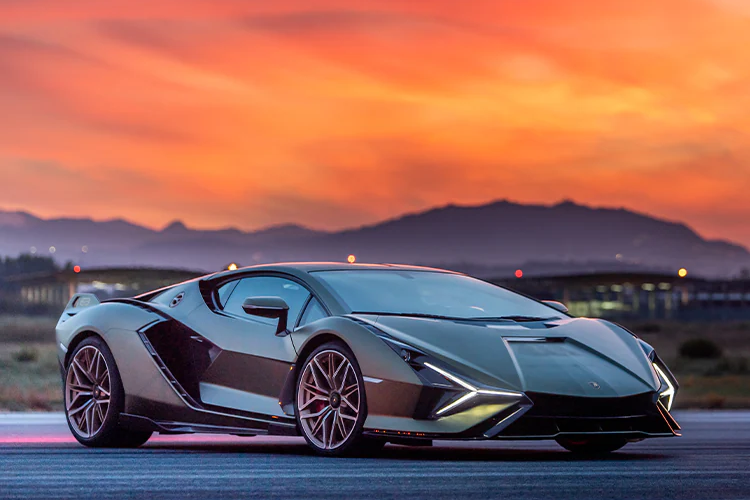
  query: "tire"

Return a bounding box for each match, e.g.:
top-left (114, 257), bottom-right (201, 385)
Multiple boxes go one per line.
top-left (295, 341), bottom-right (376, 456)
top-left (64, 336), bottom-right (152, 448)
top-left (556, 437), bottom-right (628, 455)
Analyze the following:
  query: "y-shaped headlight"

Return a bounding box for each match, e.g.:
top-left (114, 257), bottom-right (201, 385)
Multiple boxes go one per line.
top-left (653, 363), bottom-right (675, 411)
top-left (424, 362), bottom-right (523, 416)
top-left (371, 327), bottom-right (524, 417)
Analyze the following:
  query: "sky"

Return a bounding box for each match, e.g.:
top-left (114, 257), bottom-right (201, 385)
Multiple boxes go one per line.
top-left (1, 0), bottom-right (749, 245)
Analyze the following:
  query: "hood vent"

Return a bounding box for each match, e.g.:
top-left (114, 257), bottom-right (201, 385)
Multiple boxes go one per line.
top-left (504, 337), bottom-right (566, 343)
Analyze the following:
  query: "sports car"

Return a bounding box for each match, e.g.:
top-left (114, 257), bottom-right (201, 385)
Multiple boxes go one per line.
top-left (56, 263), bottom-right (680, 455)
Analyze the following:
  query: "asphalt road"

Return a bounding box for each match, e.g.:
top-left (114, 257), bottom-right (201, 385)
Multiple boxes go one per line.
top-left (0, 411), bottom-right (748, 500)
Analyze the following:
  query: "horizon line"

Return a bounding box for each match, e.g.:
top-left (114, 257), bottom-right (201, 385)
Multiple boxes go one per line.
top-left (0, 197), bottom-right (696, 236)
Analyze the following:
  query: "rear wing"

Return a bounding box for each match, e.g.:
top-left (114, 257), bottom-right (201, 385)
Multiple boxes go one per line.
top-left (61, 293), bottom-right (100, 318)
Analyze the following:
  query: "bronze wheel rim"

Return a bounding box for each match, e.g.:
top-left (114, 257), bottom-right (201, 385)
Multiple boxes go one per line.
top-left (297, 350), bottom-right (361, 450)
top-left (65, 346), bottom-right (111, 438)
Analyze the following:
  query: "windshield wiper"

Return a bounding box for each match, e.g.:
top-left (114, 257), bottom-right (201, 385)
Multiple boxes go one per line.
top-left (467, 315), bottom-right (558, 322)
top-left (350, 311), bottom-right (466, 321)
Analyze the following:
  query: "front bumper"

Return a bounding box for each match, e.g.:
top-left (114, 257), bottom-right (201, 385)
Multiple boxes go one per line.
top-left (495, 391), bottom-right (680, 440)
top-left (363, 390), bottom-right (681, 441)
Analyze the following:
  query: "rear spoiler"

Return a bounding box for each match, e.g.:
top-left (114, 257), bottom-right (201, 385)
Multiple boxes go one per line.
top-left (61, 293), bottom-right (100, 318)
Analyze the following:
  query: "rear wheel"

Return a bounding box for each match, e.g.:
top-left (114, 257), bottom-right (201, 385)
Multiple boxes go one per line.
top-left (64, 337), bottom-right (152, 448)
top-left (556, 437), bottom-right (628, 455)
top-left (295, 342), bottom-right (375, 456)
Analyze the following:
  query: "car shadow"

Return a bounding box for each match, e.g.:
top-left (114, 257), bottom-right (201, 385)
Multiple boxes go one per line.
top-left (140, 441), bottom-right (668, 462)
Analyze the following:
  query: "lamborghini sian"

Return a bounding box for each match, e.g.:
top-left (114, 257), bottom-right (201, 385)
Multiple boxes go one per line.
top-left (56, 263), bottom-right (680, 455)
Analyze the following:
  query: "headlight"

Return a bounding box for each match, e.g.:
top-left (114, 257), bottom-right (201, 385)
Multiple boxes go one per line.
top-left (636, 337), bottom-right (677, 412)
top-left (373, 329), bottom-right (523, 418)
top-left (423, 362), bottom-right (523, 416)
top-left (638, 339), bottom-right (655, 358)
top-left (653, 363), bottom-right (676, 411)
top-left (376, 334), bottom-right (425, 363)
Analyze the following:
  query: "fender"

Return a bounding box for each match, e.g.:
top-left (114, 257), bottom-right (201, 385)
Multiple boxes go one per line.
top-left (279, 316), bottom-right (423, 418)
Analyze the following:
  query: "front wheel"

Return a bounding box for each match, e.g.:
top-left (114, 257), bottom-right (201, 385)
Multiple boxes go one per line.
top-left (556, 437), bottom-right (628, 455)
top-left (64, 337), bottom-right (152, 448)
top-left (295, 342), bottom-right (374, 456)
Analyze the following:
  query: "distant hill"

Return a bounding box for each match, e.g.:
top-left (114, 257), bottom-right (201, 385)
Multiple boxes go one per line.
top-left (1, 201), bottom-right (748, 277)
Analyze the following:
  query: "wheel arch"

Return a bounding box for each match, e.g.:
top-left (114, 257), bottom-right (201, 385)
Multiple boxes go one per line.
top-left (292, 317), bottom-right (422, 386)
top-left (278, 331), bottom-right (348, 414)
top-left (64, 330), bottom-right (107, 367)
top-left (280, 317), bottom-right (423, 415)
top-left (296, 332), bottom-right (349, 367)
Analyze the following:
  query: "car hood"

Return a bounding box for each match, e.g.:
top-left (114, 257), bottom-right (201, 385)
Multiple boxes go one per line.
top-left (356, 315), bottom-right (660, 398)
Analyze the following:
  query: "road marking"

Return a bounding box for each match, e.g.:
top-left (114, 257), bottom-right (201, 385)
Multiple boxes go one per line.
top-left (0, 413), bottom-right (66, 424)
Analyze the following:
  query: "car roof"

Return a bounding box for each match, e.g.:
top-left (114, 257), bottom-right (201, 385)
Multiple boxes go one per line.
top-left (206, 262), bottom-right (458, 282)
top-left (192, 262), bottom-right (463, 317)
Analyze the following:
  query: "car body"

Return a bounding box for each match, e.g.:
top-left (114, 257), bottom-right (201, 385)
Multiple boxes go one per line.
top-left (56, 263), bottom-right (680, 455)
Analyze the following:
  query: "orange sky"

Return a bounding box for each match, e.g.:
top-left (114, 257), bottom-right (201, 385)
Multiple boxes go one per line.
top-left (1, 0), bottom-right (749, 245)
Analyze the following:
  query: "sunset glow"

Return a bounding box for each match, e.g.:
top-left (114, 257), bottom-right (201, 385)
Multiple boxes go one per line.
top-left (1, 1), bottom-right (750, 245)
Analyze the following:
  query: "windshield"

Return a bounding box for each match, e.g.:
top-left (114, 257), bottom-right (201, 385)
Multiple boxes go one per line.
top-left (313, 270), bottom-right (563, 321)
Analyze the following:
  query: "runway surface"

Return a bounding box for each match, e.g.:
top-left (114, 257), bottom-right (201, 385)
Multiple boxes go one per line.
top-left (0, 411), bottom-right (748, 499)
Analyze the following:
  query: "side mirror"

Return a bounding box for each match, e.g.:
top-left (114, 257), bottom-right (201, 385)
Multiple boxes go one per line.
top-left (542, 300), bottom-right (568, 314)
top-left (242, 296), bottom-right (289, 335)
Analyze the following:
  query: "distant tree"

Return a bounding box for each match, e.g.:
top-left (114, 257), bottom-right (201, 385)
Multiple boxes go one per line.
top-left (0, 254), bottom-right (61, 312)
top-left (740, 268), bottom-right (750, 280)
top-left (0, 254), bottom-right (58, 278)
top-left (679, 338), bottom-right (723, 360)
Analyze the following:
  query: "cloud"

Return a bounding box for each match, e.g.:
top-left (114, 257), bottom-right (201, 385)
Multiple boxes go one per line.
top-left (240, 10), bottom-right (413, 33)
top-left (0, 0), bottom-right (749, 248)
top-left (0, 34), bottom-right (97, 62)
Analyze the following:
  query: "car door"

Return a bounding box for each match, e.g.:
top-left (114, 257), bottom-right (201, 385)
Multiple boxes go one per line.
top-left (185, 274), bottom-right (312, 418)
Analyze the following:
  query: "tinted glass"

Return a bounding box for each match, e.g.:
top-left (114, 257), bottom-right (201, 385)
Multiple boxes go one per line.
top-left (314, 270), bottom-right (562, 320)
top-left (224, 276), bottom-right (311, 325)
top-left (217, 280), bottom-right (239, 307)
top-left (297, 298), bottom-right (327, 327)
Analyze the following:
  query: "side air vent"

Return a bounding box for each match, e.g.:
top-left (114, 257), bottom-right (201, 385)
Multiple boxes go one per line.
top-left (138, 319), bottom-right (220, 408)
top-left (138, 330), bottom-right (204, 409)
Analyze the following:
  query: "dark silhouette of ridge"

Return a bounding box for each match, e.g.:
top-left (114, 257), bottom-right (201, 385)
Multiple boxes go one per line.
top-left (0, 200), bottom-right (747, 276)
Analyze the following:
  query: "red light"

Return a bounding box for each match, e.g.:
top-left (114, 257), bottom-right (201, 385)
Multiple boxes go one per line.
top-left (515, 269), bottom-right (523, 278)
top-left (73, 265), bottom-right (81, 273)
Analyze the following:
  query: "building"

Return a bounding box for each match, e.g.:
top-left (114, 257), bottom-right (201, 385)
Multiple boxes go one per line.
top-left (495, 272), bottom-right (750, 321)
top-left (3, 267), bottom-right (203, 309)
top-left (3, 267), bottom-right (749, 321)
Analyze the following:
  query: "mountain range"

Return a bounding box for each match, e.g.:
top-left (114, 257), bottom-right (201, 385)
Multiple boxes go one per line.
top-left (1, 200), bottom-right (748, 277)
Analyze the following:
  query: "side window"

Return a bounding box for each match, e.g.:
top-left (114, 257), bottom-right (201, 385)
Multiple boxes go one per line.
top-left (297, 298), bottom-right (327, 328)
top-left (223, 276), bottom-right (311, 326)
top-left (217, 280), bottom-right (239, 308)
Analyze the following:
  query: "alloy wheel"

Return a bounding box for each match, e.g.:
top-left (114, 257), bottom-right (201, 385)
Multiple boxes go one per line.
top-left (65, 345), bottom-right (111, 438)
top-left (297, 349), bottom-right (361, 450)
